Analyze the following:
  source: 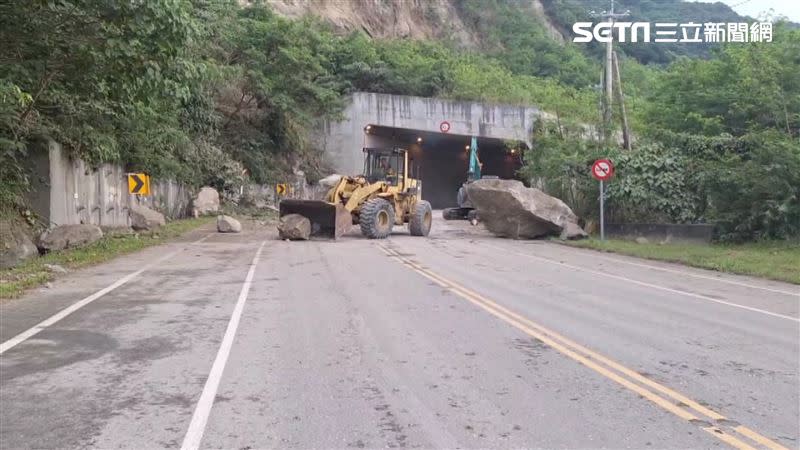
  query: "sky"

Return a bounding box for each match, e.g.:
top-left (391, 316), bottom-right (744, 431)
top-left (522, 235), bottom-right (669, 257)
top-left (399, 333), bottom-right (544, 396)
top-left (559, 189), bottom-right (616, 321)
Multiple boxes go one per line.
top-left (692, 0), bottom-right (800, 22)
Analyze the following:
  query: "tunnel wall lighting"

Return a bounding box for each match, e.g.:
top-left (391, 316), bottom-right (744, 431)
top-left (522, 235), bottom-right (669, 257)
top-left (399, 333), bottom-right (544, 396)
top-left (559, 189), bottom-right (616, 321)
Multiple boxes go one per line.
top-left (417, 137), bottom-right (423, 143)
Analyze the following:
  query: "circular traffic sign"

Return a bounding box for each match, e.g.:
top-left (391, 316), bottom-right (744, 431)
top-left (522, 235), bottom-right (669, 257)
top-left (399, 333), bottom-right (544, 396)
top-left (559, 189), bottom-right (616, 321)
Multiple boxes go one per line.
top-left (439, 121), bottom-right (451, 133)
top-left (591, 159), bottom-right (614, 181)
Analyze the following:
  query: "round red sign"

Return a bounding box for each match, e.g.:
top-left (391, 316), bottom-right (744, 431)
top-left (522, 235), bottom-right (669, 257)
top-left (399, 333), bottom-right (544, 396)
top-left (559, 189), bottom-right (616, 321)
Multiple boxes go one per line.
top-left (591, 159), bottom-right (614, 181)
top-left (439, 121), bottom-right (451, 133)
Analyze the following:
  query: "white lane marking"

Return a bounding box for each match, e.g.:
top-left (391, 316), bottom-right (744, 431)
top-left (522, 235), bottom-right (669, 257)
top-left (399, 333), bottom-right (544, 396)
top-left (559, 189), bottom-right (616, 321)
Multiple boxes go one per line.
top-left (481, 242), bottom-right (800, 323)
top-left (543, 242), bottom-right (799, 297)
top-left (0, 234), bottom-right (211, 355)
top-left (181, 241), bottom-right (267, 450)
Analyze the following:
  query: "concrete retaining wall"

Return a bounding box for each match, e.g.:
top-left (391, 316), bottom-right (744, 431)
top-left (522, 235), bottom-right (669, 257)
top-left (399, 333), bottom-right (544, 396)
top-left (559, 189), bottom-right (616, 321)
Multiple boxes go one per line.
top-left (606, 223), bottom-right (715, 244)
top-left (26, 139), bottom-right (192, 228)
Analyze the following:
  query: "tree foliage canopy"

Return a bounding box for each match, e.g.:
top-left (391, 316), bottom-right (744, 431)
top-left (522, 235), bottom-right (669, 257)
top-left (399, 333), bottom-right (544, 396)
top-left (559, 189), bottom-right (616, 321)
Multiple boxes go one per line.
top-left (522, 24), bottom-right (799, 241)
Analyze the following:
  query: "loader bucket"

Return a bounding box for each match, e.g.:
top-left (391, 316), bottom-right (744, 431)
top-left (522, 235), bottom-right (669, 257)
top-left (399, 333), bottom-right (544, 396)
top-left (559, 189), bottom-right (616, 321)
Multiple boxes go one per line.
top-left (279, 200), bottom-right (352, 240)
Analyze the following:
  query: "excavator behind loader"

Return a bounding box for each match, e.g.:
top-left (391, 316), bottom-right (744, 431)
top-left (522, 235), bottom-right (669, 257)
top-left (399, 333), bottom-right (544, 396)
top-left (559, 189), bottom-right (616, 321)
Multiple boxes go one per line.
top-left (442, 136), bottom-right (488, 223)
top-left (279, 147), bottom-right (432, 239)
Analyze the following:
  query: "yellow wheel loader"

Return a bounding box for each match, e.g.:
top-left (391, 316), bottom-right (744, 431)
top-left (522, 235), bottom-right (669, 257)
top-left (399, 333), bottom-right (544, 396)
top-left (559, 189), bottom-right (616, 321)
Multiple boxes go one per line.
top-left (279, 147), bottom-right (432, 239)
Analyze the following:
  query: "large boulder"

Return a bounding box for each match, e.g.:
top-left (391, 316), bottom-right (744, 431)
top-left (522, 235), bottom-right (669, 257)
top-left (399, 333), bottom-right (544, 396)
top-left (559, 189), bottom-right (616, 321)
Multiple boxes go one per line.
top-left (560, 221), bottom-right (589, 240)
top-left (130, 205), bottom-right (166, 231)
top-left (217, 215), bottom-right (242, 233)
top-left (192, 186), bottom-right (220, 216)
top-left (466, 179), bottom-right (586, 240)
top-left (39, 224), bottom-right (103, 252)
top-left (1, 221), bottom-right (38, 268)
top-left (277, 214), bottom-right (311, 240)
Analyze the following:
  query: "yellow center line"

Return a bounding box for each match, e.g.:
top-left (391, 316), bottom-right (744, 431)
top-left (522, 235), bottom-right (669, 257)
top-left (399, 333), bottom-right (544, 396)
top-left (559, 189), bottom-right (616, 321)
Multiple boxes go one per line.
top-left (735, 426), bottom-right (791, 450)
top-left (377, 243), bottom-right (786, 450)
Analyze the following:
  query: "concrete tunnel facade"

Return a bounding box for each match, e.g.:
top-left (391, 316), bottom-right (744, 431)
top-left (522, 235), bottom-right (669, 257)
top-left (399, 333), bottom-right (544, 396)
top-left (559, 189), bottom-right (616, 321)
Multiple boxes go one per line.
top-left (318, 92), bottom-right (545, 209)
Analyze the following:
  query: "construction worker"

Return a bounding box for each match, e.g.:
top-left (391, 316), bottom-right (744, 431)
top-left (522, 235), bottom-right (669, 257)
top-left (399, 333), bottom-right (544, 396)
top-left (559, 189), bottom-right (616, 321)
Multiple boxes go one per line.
top-left (379, 158), bottom-right (396, 183)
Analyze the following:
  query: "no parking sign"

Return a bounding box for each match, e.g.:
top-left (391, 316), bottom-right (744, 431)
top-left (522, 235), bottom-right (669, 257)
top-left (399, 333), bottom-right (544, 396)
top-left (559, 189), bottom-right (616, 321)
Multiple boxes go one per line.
top-left (591, 159), bottom-right (614, 181)
top-left (591, 159), bottom-right (614, 240)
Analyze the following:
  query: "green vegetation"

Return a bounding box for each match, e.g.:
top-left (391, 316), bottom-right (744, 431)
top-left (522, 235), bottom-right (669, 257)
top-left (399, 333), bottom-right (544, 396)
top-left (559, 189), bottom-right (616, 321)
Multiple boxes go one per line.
top-left (456, 0), bottom-right (599, 88)
top-left (522, 24), bottom-right (800, 242)
top-left (563, 238), bottom-right (800, 285)
top-left (1, 1), bottom-right (601, 210)
top-left (0, 217), bottom-right (214, 300)
top-left (1, 0), bottom-right (797, 247)
top-left (542, 0), bottom-right (752, 64)
top-left (330, 33), bottom-right (599, 121)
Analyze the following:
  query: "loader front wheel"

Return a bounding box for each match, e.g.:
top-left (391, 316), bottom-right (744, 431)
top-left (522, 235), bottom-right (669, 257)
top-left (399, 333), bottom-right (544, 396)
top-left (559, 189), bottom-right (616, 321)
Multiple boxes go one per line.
top-left (409, 200), bottom-right (432, 237)
top-left (360, 198), bottom-right (395, 239)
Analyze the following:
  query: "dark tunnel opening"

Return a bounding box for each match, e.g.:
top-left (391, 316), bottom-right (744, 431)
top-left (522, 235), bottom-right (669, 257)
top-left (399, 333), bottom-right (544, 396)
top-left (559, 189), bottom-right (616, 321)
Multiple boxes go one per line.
top-left (364, 125), bottom-right (526, 209)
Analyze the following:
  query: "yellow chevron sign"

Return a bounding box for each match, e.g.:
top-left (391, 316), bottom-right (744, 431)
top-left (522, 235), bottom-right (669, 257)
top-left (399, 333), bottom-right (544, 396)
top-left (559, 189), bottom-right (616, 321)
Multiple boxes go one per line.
top-left (128, 173), bottom-right (151, 195)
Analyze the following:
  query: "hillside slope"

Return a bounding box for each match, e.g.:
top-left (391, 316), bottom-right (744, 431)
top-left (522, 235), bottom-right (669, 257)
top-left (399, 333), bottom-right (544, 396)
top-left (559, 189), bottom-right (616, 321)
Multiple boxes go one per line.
top-left (265, 0), bottom-right (479, 45)
top-left (264, 0), bottom-right (565, 46)
top-left (264, 0), bottom-right (752, 65)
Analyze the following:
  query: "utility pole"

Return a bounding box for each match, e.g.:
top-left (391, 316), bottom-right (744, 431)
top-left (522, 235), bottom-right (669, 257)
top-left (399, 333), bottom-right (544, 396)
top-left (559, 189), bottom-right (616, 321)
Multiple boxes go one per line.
top-left (612, 51), bottom-right (632, 150)
top-left (590, 0), bottom-right (629, 142)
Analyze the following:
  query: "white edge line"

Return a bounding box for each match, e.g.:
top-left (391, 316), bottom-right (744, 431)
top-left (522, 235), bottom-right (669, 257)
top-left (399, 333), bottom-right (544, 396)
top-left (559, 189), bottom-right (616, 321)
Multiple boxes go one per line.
top-left (0, 234), bottom-right (211, 355)
top-left (481, 242), bottom-right (800, 323)
top-left (543, 241), bottom-right (799, 297)
top-left (180, 240), bottom-right (266, 450)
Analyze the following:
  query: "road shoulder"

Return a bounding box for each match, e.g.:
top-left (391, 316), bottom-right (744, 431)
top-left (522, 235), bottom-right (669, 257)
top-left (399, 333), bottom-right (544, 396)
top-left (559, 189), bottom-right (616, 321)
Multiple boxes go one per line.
top-left (0, 217), bottom-right (216, 300)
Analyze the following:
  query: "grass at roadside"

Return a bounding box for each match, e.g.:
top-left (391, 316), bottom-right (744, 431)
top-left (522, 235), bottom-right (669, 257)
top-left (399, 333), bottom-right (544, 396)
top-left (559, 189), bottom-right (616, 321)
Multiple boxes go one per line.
top-left (562, 238), bottom-right (800, 285)
top-left (0, 216), bottom-right (215, 300)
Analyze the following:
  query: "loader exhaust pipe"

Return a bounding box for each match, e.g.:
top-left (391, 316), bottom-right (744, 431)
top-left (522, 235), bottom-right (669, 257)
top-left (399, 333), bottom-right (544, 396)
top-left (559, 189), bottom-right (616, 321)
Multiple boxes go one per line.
top-left (279, 200), bottom-right (352, 240)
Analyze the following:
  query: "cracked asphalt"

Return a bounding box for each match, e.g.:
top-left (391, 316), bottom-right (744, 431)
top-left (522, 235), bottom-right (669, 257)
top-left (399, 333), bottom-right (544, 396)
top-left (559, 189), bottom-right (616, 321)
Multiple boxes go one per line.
top-left (1, 216), bottom-right (798, 449)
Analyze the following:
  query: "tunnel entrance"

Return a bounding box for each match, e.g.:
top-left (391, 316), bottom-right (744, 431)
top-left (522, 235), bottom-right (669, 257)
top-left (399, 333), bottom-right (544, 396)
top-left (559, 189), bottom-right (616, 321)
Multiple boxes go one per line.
top-left (363, 125), bottom-right (527, 209)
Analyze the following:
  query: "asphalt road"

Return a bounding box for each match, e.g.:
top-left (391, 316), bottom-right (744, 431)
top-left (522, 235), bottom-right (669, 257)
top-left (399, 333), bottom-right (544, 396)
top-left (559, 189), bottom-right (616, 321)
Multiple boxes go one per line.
top-left (1, 216), bottom-right (798, 449)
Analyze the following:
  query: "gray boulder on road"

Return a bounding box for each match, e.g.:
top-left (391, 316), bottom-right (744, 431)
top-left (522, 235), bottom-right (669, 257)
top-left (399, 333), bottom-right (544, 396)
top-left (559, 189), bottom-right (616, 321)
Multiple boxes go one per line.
top-left (130, 205), bottom-right (166, 231)
top-left (560, 221), bottom-right (589, 240)
top-left (0, 221), bottom-right (38, 268)
top-left (38, 224), bottom-right (104, 252)
top-left (278, 214), bottom-right (311, 240)
top-left (217, 215), bottom-right (242, 233)
top-left (466, 179), bottom-right (587, 240)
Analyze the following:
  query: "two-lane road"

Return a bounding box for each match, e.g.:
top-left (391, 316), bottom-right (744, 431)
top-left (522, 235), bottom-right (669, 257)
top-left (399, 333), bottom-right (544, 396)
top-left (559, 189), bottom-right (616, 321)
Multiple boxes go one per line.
top-left (1, 217), bottom-right (797, 449)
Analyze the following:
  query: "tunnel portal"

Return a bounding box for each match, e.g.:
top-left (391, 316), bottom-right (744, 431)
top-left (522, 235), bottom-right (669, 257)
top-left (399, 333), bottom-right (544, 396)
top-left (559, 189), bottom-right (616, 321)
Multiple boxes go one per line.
top-left (364, 125), bottom-right (526, 209)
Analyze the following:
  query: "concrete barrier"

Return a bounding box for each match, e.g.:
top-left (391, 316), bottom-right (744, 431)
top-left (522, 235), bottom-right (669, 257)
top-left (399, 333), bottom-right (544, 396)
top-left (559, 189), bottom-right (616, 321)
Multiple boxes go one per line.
top-left (25, 139), bottom-right (192, 227)
top-left (605, 223), bottom-right (715, 244)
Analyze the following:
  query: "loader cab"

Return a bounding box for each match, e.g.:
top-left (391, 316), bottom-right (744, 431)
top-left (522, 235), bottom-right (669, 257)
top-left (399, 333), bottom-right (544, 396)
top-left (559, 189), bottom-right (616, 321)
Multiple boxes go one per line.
top-left (363, 147), bottom-right (408, 187)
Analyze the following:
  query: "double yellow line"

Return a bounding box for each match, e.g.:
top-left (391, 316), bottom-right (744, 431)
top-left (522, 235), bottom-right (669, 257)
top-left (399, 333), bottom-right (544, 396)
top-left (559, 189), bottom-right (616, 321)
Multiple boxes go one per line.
top-left (377, 243), bottom-right (787, 450)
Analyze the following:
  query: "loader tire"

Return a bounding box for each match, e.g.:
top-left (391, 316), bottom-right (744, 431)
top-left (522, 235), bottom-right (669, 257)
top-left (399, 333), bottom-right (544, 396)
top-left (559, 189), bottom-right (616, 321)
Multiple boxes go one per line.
top-left (409, 200), bottom-right (433, 237)
top-left (442, 207), bottom-right (462, 220)
top-left (360, 198), bottom-right (395, 239)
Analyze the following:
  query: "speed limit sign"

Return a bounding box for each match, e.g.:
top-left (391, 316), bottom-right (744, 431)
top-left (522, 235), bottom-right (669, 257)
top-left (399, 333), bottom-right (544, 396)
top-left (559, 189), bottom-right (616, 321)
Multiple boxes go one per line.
top-left (439, 121), bottom-right (451, 133)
